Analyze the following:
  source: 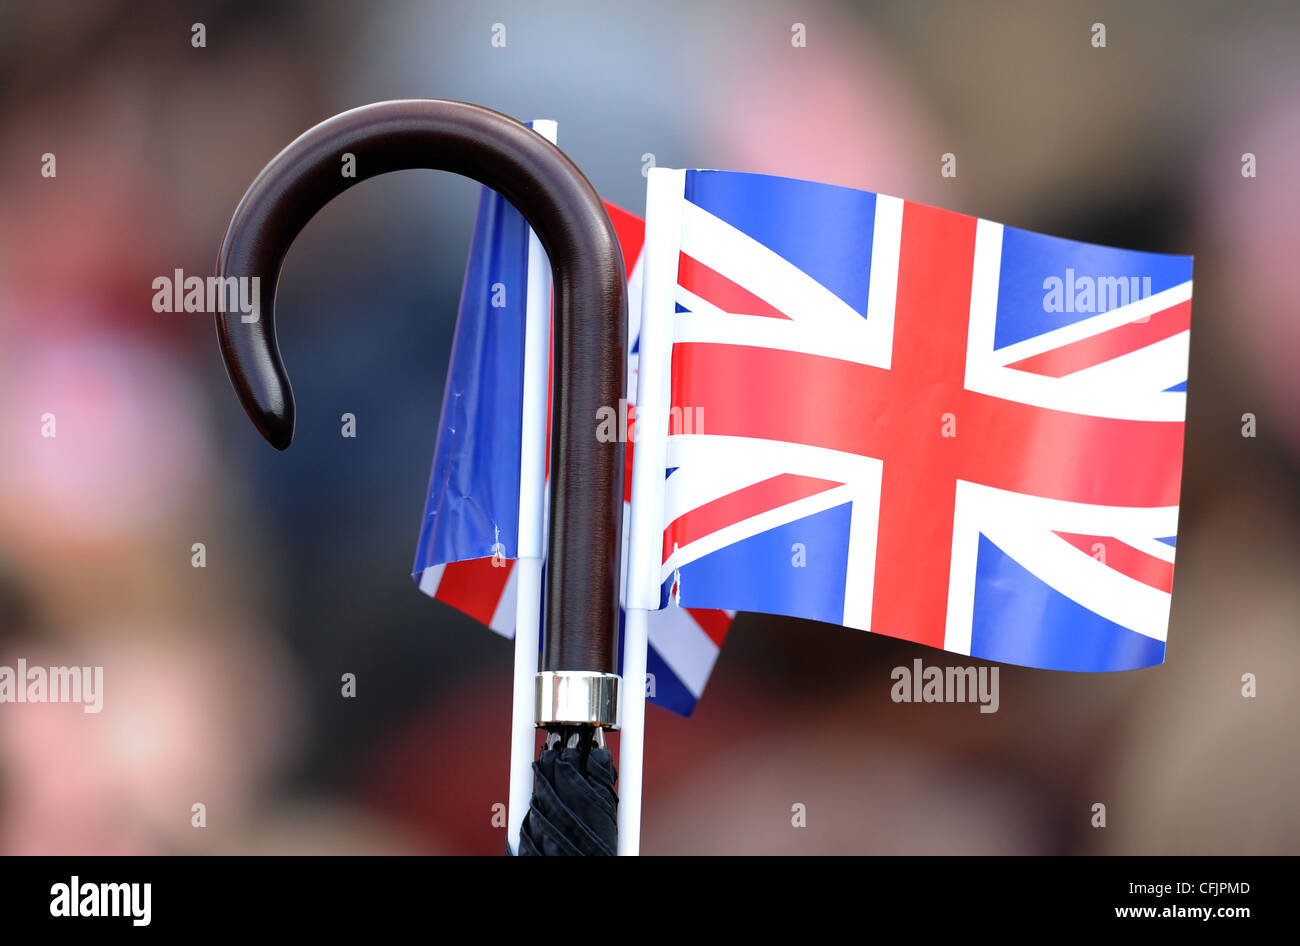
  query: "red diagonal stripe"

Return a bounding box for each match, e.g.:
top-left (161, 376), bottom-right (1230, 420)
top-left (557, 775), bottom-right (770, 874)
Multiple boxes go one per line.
top-left (435, 558), bottom-right (514, 626)
top-left (685, 608), bottom-right (732, 648)
top-left (1054, 532), bottom-right (1174, 592)
top-left (664, 472), bottom-right (841, 563)
top-left (679, 252), bottom-right (791, 320)
top-left (1005, 299), bottom-right (1191, 378)
top-left (605, 201), bottom-right (645, 275)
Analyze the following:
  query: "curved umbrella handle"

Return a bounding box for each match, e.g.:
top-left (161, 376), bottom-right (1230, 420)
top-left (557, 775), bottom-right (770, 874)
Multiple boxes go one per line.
top-left (214, 100), bottom-right (626, 691)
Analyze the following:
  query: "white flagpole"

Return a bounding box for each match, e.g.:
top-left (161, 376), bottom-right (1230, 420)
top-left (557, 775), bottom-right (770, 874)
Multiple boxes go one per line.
top-left (507, 119), bottom-right (557, 855)
top-left (618, 607), bottom-right (648, 856)
top-left (618, 167), bottom-right (687, 856)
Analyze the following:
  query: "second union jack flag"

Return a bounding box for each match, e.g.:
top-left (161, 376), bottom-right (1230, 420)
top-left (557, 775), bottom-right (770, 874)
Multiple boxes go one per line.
top-left (413, 174), bottom-right (730, 716)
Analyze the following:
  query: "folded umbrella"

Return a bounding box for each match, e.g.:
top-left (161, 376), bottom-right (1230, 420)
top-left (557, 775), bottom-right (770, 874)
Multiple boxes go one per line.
top-left (520, 729), bottom-right (618, 856)
top-left (210, 99), bottom-right (628, 855)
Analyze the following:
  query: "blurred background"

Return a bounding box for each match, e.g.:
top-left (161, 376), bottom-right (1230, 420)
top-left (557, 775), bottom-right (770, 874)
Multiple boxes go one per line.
top-left (0, 0), bottom-right (1296, 855)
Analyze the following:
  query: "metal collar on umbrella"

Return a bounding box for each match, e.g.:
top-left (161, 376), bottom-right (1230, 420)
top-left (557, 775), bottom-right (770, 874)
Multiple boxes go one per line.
top-left (212, 100), bottom-right (627, 855)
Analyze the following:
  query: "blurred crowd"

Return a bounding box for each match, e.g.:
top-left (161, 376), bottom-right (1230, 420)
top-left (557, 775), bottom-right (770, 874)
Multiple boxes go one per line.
top-left (0, 0), bottom-right (1296, 854)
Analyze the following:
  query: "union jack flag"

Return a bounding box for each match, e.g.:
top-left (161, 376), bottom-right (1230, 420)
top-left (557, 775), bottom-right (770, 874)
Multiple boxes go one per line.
top-left (636, 169), bottom-right (1192, 671)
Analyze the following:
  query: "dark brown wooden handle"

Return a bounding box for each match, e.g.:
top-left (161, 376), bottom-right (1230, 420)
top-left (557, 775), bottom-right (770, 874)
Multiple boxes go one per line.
top-left (214, 99), bottom-right (626, 675)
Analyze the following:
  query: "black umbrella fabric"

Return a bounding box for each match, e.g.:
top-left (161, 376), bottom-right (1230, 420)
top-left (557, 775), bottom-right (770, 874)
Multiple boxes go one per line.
top-left (211, 99), bottom-right (628, 856)
top-left (519, 730), bottom-right (618, 856)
